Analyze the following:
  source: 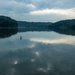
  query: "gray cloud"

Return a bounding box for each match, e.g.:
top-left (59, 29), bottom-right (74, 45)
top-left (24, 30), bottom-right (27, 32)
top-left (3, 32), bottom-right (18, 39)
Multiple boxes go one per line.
top-left (16, 0), bottom-right (75, 9)
top-left (0, 0), bottom-right (75, 22)
top-left (0, 0), bottom-right (35, 13)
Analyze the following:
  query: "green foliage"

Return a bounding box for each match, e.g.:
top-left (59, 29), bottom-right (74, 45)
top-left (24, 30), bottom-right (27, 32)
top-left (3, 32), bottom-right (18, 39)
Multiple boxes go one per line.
top-left (0, 16), bottom-right (18, 38)
top-left (49, 19), bottom-right (75, 35)
top-left (0, 16), bottom-right (18, 28)
top-left (52, 19), bottom-right (75, 29)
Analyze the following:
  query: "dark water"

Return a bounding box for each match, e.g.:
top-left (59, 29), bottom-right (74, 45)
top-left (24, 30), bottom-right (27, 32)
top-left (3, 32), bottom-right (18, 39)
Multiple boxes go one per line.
top-left (0, 31), bottom-right (75, 75)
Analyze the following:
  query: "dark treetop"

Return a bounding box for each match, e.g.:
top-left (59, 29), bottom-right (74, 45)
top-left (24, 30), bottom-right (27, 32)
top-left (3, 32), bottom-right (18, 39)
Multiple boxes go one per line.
top-left (0, 16), bottom-right (18, 38)
top-left (49, 19), bottom-right (75, 35)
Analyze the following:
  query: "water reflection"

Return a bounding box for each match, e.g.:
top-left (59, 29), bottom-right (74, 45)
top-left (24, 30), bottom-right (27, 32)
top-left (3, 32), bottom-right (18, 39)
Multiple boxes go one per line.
top-left (18, 25), bottom-right (75, 36)
top-left (0, 40), bottom-right (75, 75)
top-left (0, 32), bottom-right (75, 51)
top-left (52, 27), bottom-right (75, 36)
top-left (0, 28), bottom-right (18, 38)
top-left (0, 30), bottom-right (75, 75)
top-left (0, 24), bottom-right (75, 39)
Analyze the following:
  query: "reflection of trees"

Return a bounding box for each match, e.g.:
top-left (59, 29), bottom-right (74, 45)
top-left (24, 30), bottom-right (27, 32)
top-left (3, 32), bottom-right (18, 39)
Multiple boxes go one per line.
top-left (49, 19), bottom-right (75, 36)
top-left (0, 16), bottom-right (18, 38)
top-left (0, 28), bottom-right (18, 38)
top-left (51, 27), bottom-right (75, 36)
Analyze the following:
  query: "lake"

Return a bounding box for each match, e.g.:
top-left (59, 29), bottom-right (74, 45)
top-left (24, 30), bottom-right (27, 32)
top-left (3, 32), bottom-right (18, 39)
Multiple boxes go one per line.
top-left (0, 30), bottom-right (75, 75)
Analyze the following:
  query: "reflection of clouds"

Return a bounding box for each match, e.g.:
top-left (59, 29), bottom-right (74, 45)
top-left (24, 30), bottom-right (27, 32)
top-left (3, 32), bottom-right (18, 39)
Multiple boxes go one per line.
top-left (9, 31), bottom-right (67, 41)
top-left (37, 63), bottom-right (52, 73)
top-left (0, 42), bottom-right (75, 75)
top-left (10, 68), bottom-right (16, 75)
top-left (37, 68), bottom-right (46, 72)
top-left (0, 32), bottom-right (75, 75)
top-left (47, 63), bottom-right (52, 71)
top-left (14, 60), bottom-right (18, 65)
top-left (0, 39), bottom-right (35, 51)
top-left (31, 59), bottom-right (36, 62)
top-left (35, 51), bottom-right (40, 57)
top-left (30, 36), bottom-right (75, 45)
top-left (0, 31), bottom-right (75, 51)
top-left (28, 44), bottom-right (35, 48)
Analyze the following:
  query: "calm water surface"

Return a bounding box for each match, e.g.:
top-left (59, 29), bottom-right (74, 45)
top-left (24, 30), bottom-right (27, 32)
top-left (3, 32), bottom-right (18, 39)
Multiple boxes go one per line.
top-left (0, 31), bottom-right (75, 75)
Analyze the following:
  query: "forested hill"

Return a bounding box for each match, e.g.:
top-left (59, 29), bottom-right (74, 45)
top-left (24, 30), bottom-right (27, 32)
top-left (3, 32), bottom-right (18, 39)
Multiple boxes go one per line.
top-left (50, 19), bottom-right (75, 29)
top-left (18, 19), bottom-right (75, 30)
top-left (0, 16), bottom-right (18, 38)
top-left (0, 16), bottom-right (18, 28)
top-left (18, 21), bottom-right (52, 32)
top-left (18, 21), bottom-right (52, 27)
top-left (0, 15), bottom-right (75, 36)
top-left (49, 19), bottom-right (75, 35)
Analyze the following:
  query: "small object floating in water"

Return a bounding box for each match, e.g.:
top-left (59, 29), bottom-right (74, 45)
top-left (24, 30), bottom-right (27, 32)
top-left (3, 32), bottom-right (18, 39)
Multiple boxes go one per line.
top-left (20, 36), bottom-right (22, 40)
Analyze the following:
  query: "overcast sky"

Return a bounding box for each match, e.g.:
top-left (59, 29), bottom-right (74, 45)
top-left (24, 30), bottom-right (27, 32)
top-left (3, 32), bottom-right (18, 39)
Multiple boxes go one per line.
top-left (0, 0), bottom-right (75, 22)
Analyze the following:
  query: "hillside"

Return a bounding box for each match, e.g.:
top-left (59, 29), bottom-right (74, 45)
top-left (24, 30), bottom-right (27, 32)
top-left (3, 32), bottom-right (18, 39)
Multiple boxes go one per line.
top-left (51, 19), bottom-right (75, 29)
top-left (18, 21), bottom-right (52, 27)
top-left (0, 16), bottom-right (18, 38)
top-left (49, 19), bottom-right (75, 35)
top-left (0, 16), bottom-right (18, 28)
top-left (18, 21), bottom-right (52, 32)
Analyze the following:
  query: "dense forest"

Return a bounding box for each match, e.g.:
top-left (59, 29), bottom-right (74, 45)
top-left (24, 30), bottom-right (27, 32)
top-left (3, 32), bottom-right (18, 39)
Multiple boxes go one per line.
top-left (18, 19), bottom-right (75, 35)
top-left (0, 16), bottom-right (18, 28)
top-left (50, 19), bottom-right (75, 29)
top-left (0, 16), bottom-right (75, 36)
top-left (18, 21), bottom-right (52, 32)
top-left (49, 19), bottom-right (75, 35)
top-left (0, 16), bottom-right (18, 38)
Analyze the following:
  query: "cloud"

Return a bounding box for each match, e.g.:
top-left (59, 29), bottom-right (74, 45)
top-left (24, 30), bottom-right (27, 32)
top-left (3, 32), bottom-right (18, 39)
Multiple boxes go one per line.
top-left (28, 8), bottom-right (75, 22)
top-left (0, 0), bottom-right (75, 22)
top-left (30, 8), bottom-right (75, 16)
top-left (16, 0), bottom-right (75, 9)
top-left (0, 0), bottom-right (35, 13)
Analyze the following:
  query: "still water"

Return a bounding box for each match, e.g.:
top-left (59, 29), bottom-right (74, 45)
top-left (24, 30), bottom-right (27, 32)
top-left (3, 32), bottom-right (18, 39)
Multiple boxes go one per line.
top-left (0, 31), bottom-right (75, 75)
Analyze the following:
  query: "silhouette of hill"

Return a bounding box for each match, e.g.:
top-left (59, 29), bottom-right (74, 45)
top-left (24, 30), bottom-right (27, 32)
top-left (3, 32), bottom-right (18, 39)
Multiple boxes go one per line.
top-left (0, 16), bottom-right (18, 28)
top-left (1, 15), bottom-right (75, 36)
top-left (49, 19), bottom-right (75, 35)
top-left (18, 21), bottom-right (52, 32)
top-left (0, 16), bottom-right (18, 38)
